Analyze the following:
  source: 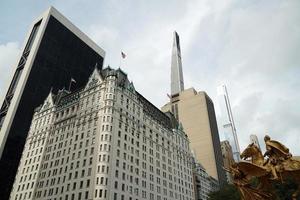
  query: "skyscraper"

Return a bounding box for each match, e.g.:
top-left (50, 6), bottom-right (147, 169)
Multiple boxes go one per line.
top-left (171, 31), bottom-right (184, 96)
top-left (161, 32), bottom-right (226, 186)
top-left (217, 84), bottom-right (240, 162)
top-left (10, 66), bottom-right (195, 200)
top-left (0, 7), bottom-right (105, 198)
top-left (250, 134), bottom-right (261, 150)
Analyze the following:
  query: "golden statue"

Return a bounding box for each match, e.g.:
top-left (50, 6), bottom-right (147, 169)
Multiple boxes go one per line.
top-left (227, 135), bottom-right (300, 200)
top-left (263, 135), bottom-right (291, 180)
top-left (224, 162), bottom-right (275, 200)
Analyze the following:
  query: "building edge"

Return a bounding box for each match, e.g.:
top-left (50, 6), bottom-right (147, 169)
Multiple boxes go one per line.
top-left (0, 6), bottom-right (105, 159)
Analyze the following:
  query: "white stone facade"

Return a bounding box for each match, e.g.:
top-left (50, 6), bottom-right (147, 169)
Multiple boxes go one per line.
top-left (10, 67), bottom-right (195, 200)
top-left (193, 162), bottom-right (218, 200)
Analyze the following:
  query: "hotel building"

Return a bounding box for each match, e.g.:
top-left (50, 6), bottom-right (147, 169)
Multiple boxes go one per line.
top-left (10, 67), bottom-right (195, 200)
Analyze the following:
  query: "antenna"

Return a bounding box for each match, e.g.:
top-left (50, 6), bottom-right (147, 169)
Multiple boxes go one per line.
top-left (222, 84), bottom-right (240, 161)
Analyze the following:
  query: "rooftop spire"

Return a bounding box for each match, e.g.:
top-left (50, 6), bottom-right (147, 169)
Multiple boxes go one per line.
top-left (171, 31), bottom-right (184, 96)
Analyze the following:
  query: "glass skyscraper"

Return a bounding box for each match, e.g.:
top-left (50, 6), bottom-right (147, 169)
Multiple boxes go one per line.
top-left (0, 7), bottom-right (105, 198)
top-left (217, 85), bottom-right (240, 162)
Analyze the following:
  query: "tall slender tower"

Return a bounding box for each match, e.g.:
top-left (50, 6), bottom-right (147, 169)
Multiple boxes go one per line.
top-left (217, 85), bottom-right (240, 162)
top-left (171, 31), bottom-right (184, 96)
top-left (162, 32), bottom-right (227, 187)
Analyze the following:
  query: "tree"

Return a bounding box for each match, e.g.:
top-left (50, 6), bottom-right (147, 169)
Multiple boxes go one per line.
top-left (273, 178), bottom-right (300, 200)
top-left (208, 184), bottom-right (240, 200)
top-left (208, 180), bottom-right (300, 200)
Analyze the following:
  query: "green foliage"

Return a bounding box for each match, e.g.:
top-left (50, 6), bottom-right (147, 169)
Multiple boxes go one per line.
top-left (208, 179), bottom-right (300, 200)
top-left (273, 178), bottom-right (300, 200)
top-left (208, 184), bottom-right (240, 200)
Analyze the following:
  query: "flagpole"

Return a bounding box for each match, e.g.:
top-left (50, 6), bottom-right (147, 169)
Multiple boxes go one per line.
top-left (119, 54), bottom-right (122, 68)
top-left (68, 78), bottom-right (76, 91)
top-left (120, 51), bottom-right (126, 68)
top-left (68, 79), bottom-right (72, 91)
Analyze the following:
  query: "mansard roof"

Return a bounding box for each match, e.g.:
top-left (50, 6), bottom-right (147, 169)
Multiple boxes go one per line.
top-left (55, 89), bottom-right (81, 109)
top-left (34, 65), bottom-right (179, 131)
top-left (100, 66), bottom-right (131, 89)
top-left (136, 92), bottom-right (176, 131)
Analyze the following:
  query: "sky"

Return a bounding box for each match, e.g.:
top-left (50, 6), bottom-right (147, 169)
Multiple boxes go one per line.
top-left (0, 0), bottom-right (299, 155)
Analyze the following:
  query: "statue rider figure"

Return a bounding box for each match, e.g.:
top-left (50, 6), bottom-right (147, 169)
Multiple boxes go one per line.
top-left (263, 135), bottom-right (292, 180)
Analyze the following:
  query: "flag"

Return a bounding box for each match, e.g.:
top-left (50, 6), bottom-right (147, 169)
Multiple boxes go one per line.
top-left (121, 51), bottom-right (126, 59)
top-left (68, 78), bottom-right (76, 91)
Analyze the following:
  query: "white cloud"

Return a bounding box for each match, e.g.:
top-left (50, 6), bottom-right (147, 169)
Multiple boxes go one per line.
top-left (0, 42), bottom-right (20, 106)
top-left (80, 0), bottom-right (300, 155)
top-left (1, 0), bottom-right (299, 156)
top-left (83, 0), bottom-right (213, 107)
top-left (208, 1), bottom-right (300, 154)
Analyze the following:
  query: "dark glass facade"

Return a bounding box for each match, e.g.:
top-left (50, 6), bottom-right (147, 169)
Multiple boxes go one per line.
top-left (0, 16), bottom-right (104, 199)
top-left (205, 94), bottom-right (227, 187)
top-left (0, 20), bottom-right (42, 129)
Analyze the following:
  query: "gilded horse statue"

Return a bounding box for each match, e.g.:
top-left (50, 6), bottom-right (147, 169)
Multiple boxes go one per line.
top-left (238, 136), bottom-right (300, 200)
top-left (224, 162), bottom-right (275, 200)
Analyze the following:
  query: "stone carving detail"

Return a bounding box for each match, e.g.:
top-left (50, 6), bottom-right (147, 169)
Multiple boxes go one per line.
top-left (88, 78), bottom-right (98, 88)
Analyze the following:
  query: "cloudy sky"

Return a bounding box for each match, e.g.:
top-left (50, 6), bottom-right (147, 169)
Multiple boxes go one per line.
top-left (0, 0), bottom-right (299, 155)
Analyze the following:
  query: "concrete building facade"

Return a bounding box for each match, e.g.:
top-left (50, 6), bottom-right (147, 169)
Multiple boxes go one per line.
top-left (10, 67), bottom-right (195, 200)
top-left (220, 140), bottom-right (234, 184)
top-left (193, 161), bottom-right (218, 200)
top-left (161, 88), bottom-right (226, 186)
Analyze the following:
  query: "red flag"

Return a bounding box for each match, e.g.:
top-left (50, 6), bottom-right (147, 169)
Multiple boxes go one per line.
top-left (121, 51), bottom-right (126, 59)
